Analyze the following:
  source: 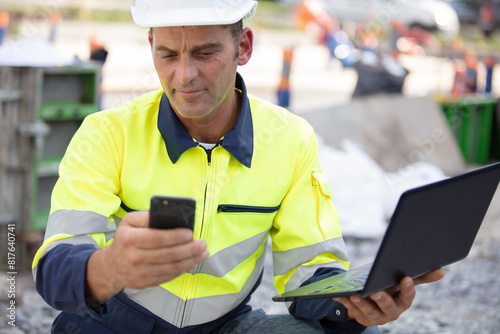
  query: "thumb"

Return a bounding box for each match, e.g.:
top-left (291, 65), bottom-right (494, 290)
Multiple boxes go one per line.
top-left (120, 210), bottom-right (150, 228)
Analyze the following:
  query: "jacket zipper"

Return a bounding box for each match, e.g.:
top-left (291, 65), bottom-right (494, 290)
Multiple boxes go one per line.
top-left (179, 144), bottom-right (217, 329)
top-left (217, 204), bottom-right (281, 213)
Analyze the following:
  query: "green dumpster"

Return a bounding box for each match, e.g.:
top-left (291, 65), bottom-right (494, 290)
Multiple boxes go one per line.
top-left (491, 102), bottom-right (500, 161)
top-left (438, 95), bottom-right (498, 165)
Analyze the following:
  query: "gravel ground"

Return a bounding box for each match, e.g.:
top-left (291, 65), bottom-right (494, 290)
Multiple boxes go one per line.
top-left (1, 187), bottom-right (499, 334)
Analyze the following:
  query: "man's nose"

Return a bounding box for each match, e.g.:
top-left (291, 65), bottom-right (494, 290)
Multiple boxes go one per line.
top-left (175, 56), bottom-right (198, 84)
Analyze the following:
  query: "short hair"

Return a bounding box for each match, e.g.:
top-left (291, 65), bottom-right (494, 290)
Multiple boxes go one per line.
top-left (227, 20), bottom-right (243, 58)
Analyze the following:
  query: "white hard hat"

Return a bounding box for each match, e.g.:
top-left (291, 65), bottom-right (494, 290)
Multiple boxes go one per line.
top-left (131, 0), bottom-right (258, 28)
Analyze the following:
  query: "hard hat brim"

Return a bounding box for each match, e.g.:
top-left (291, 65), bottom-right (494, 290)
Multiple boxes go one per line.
top-left (131, 2), bottom-right (257, 28)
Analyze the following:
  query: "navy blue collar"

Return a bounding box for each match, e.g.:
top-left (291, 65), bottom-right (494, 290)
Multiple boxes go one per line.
top-left (157, 73), bottom-right (253, 168)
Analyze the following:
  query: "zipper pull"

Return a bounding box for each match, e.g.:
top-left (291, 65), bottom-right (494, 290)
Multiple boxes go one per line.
top-left (198, 140), bottom-right (222, 165)
top-left (206, 148), bottom-right (212, 165)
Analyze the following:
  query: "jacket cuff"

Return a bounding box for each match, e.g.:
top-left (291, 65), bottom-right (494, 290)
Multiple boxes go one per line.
top-left (288, 267), bottom-right (367, 333)
top-left (35, 243), bottom-right (98, 315)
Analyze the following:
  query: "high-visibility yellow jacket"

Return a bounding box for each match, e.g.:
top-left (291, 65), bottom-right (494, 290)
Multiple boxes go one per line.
top-left (33, 74), bottom-right (351, 333)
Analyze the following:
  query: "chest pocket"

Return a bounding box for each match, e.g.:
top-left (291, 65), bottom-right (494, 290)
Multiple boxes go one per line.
top-left (217, 204), bottom-right (280, 214)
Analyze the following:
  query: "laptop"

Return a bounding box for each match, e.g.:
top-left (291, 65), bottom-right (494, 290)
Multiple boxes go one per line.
top-left (273, 162), bottom-right (500, 302)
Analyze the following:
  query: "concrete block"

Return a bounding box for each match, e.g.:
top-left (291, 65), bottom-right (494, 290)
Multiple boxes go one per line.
top-left (303, 94), bottom-right (466, 176)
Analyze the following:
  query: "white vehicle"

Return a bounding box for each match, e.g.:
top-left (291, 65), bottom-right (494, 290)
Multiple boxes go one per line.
top-left (317, 0), bottom-right (460, 38)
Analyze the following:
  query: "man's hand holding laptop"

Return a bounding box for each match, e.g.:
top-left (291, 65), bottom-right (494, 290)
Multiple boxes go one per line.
top-left (333, 268), bottom-right (446, 327)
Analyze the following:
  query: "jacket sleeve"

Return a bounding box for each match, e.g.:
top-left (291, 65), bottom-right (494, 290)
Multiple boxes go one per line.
top-left (270, 123), bottom-right (349, 291)
top-left (32, 114), bottom-right (123, 313)
top-left (270, 123), bottom-right (364, 332)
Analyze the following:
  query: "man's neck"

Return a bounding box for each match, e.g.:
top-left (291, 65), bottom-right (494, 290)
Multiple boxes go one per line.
top-left (179, 90), bottom-right (242, 144)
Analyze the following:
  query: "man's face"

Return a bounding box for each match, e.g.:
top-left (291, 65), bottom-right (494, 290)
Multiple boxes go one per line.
top-left (149, 25), bottom-right (243, 120)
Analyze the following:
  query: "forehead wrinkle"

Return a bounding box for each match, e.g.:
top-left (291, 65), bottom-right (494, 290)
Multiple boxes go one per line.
top-left (153, 26), bottom-right (229, 53)
top-left (155, 41), bottom-right (225, 56)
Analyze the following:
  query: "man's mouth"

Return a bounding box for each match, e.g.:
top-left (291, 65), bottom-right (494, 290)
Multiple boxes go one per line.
top-left (176, 89), bottom-right (204, 100)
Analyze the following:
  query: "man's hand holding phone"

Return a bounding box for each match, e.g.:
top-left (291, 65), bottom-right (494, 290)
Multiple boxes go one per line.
top-left (85, 197), bottom-right (208, 304)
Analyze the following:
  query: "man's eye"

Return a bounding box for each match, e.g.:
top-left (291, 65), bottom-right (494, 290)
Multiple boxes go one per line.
top-left (162, 54), bottom-right (177, 59)
top-left (198, 52), bottom-right (214, 57)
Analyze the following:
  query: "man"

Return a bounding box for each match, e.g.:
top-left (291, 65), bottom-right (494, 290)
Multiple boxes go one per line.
top-left (33, 1), bottom-right (444, 333)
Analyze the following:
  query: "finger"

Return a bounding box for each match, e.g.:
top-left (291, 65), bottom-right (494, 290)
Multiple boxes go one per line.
top-left (150, 249), bottom-right (210, 278)
top-left (370, 291), bottom-right (395, 310)
top-left (351, 295), bottom-right (384, 321)
top-left (146, 239), bottom-right (208, 264)
top-left (333, 297), bottom-right (362, 322)
top-left (117, 227), bottom-right (193, 251)
top-left (413, 268), bottom-right (446, 286)
top-left (140, 228), bottom-right (194, 249)
top-left (369, 291), bottom-right (404, 322)
top-left (120, 210), bottom-right (150, 228)
top-left (335, 295), bottom-right (383, 327)
top-left (117, 243), bottom-right (209, 287)
top-left (143, 249), bottom-right (210, 286)
top-left (392, 277), bottom-right (415, 310)
top-left (332, 297), bottom-right (351, 309)
top-left (337, 296), bottom-right (378, 321)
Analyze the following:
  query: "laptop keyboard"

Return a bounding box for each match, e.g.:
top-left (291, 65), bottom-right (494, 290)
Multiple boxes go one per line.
top-left (307, 273), bottom-right (368, 295)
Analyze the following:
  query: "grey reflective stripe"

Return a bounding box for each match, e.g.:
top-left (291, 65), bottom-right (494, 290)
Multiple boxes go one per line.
top-left (112, 214), bottom-right (122, 226)
top-left (32, 234), bottom-right (100, 282)
top-left (282, 261), bottom-right (347, 309)
top-left (124, 286), bottom-right (181, 326)
top-left (284, 261), bottom-right (346, 292)
top-left (124, 249), bottom-right (266, 327)
top-left (272, 237), bottom-right (349, 276)
top-left (45, 210), bottom-right (116, 240)
top-left (200, 229), bottom-right (269, 277)
top-left (184, 252), bottom-right (265, 326)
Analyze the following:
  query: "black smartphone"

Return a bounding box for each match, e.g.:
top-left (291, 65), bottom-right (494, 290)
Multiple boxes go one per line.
top-left (149, 196), bottom-right (196, 230)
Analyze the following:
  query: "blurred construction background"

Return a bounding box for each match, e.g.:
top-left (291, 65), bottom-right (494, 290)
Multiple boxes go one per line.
top-left (0, 0), bottom-right (500, 332)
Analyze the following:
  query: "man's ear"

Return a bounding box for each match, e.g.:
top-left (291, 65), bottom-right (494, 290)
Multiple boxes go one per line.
top-left (238, 27), bottom-right (253, 66)
top-left (148, 28), bottom-right (153, 47)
